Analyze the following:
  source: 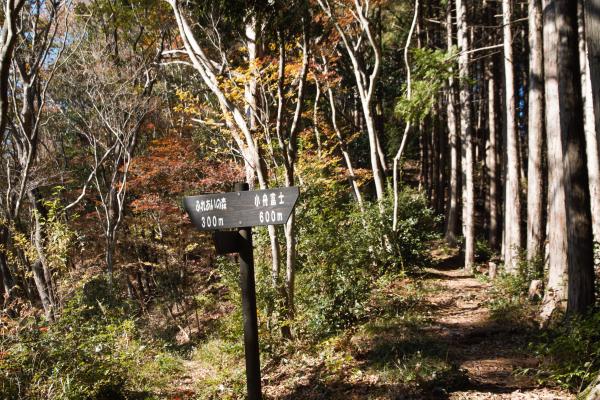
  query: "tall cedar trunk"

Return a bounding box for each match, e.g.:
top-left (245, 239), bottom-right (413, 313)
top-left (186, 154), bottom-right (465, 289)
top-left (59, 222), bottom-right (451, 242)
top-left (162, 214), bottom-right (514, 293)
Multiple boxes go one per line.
top-left (486, 56), bottom-right (500, 249)
top-left (445, 0), bottom-right (460, 246)
top-left (456, 0), bottom-right (475, 271)
top-left (431, 114), bottom-right (440, 211)
top-left (584, 0), bottom-right (600, 239)
top-left (502, 0), bottom-right (522, 273)
top-left (428, 121), bottom-right (435, 202)
top-left (555, 0), bottom-right (595, 314)
top-left (541, 0), bottom-right (569, 319)
top-left (580, 0), bottom-right (600, 242)
top-left (420, 127), bottom-right (428, 191)
top-left (541, 0), bottom-right (595, 319)
top-left (437, 101), bottom-right (448, 215)
top-left (527, 0), bottom-right (545, 268)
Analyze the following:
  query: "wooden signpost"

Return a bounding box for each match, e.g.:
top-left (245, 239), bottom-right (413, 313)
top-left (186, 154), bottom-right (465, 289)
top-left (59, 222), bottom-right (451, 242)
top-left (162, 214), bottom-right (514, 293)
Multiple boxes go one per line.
top-left (183, 183), bottom-right (299, 400)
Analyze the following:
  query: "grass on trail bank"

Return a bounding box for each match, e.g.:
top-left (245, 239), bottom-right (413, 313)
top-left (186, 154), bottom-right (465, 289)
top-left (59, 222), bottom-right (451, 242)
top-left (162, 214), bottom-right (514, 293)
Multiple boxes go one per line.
top-left (185, 271), bottom-right (469, 400)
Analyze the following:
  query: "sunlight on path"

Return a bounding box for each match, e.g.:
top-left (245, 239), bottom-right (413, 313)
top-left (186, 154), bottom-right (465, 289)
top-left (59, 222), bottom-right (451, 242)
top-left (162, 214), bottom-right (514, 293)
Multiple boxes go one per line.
top-left (423, 263), bottom-right (573, 399)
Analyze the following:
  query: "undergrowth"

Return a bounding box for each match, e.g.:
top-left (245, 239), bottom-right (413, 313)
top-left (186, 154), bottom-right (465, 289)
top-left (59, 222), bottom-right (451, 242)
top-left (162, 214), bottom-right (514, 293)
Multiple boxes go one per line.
top-left (0, 276), bottom-right (184, 399)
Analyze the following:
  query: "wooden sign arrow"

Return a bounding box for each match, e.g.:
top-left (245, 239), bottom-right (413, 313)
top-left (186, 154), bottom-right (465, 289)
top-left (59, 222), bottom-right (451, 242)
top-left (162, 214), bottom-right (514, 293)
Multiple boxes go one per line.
top-left (183, 186), bottom-right (299, 231)
top-left (183, 183), bottom-right (299, 400)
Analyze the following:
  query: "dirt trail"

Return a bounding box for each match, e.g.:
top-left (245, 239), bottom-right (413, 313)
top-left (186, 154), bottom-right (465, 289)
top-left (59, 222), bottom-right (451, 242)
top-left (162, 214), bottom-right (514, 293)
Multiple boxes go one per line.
top-left (423, 258), bottom-right (573, 399)
top-left (183, 249), bottom-right (577, 399)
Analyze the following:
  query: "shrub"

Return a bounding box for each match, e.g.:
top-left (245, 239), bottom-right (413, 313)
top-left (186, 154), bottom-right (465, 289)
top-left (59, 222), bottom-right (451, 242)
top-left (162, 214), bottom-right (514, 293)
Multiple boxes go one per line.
top-left (293, 186), bottom-right (437, 338)
top-left (0, 277), bottom-right (151, 399)
top-left (534, 312), bottom-right (600, 392)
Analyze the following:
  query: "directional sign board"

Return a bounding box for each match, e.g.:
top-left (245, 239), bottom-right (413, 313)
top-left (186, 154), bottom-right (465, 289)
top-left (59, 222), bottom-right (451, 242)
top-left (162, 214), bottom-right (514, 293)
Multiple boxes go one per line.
top-left (183, 186), bottom-right (299, 230)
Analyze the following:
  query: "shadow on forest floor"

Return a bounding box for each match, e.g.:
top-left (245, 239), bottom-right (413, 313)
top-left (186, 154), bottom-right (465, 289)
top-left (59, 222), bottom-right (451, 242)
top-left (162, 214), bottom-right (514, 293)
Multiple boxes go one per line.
top-left (262, 247), bottom-right (572, 399)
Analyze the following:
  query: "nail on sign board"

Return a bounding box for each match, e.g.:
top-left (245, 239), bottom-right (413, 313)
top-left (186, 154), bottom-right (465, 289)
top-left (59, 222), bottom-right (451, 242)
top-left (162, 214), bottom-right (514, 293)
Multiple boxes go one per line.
top-left (183, 187), bottom-right (299, 230)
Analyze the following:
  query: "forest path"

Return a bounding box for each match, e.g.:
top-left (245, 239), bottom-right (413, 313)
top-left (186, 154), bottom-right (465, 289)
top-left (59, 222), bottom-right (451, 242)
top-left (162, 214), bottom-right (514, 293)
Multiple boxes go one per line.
top-left (421, 249), bottom-right (573, 399)
top-left (260, 246), bottom-right (577, 399)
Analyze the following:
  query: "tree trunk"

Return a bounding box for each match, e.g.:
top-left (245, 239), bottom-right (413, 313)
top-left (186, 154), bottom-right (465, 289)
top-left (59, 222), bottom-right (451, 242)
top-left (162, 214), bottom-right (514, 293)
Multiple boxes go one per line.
top-left (0, 0), bottom-right (25, 142)
top-left (437, 103), bottom-right (448, 215)
top-left (31, 260), bottom-right (54, 321)
top-left (106, 234), bottom-right (115, 288)
top-left (0, 228), bottom-right (14, 297)
top-left (365, 106), bottom-right (386, 204)
top-left (445, 0), bottom-right (460, 246)
top-left (313, 77), bottom-right (322, 158)
top-left (580, 0), bottom-right (600, 242)
top-left (541, 0), bottom-right (569, 320)
top-left (456, 0), bottom-right (475, 271)
top-left (325, 78), bottom-right (364, 211)
top-left (541, 0), bottom-right (595, 320)
top-left (584, 0), bottom-right (600, 241)
top-left (502, 0), bottom-right (522, 274)
top-left (244, 15), bottom-right (258, 131)
top-left (431, 117), bottom-right (440, 211)
top-left (486, 56), bottom-right (500, 250)
top-left (284, 212), bottom-right (296, 323)
top-left (555, 0), bottom-right (595, 315)
top-left (28, 190), bottom-right (55, 320)
top-left (420, 126), bottom-right (429, 192)
top-left (526, 0), bottom-right (545, 268)
top-left (317, 0), bottom-right (386, 206)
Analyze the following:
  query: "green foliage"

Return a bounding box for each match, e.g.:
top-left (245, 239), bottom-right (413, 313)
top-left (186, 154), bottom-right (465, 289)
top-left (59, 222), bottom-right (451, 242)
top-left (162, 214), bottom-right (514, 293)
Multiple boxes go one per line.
top-left (487, 249), bottom-right (544, 322)
top-left (533, 313), bottom-right (600, 392)
top-left (191, 339), bottom-right (246, 399)
top-left (0, 276), bottom-right (183, 399)
top-left (395, 47), bottom-right (458, 124)
top-left (43, 188), bottom-right (77, 273)
top-left (387, 188), bottom-right (439, 270)
top-left (487, 271), bottom-right (531, 322)
top-left (475, 239), bottom-right (493, 262)
top-left (294, 185), bottom-right (437, 338)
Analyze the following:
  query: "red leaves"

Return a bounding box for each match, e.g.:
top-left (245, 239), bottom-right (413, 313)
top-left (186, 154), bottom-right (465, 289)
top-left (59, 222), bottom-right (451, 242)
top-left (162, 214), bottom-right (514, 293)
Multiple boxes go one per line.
top-left (128, 135), bottom-right (242, 219)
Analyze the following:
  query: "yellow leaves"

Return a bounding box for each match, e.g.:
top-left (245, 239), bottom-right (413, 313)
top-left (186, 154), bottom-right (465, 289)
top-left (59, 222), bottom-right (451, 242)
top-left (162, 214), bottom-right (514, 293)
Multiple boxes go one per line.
top-left (174, 89), bottom-right (202, 116)
top-left (11, 227), bottom-right (37, 263)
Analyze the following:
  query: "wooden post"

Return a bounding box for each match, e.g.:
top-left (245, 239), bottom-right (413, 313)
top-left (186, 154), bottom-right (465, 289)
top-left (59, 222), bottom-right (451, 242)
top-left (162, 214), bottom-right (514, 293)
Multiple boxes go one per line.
top-left (234, 182), bottom-right (262, 400)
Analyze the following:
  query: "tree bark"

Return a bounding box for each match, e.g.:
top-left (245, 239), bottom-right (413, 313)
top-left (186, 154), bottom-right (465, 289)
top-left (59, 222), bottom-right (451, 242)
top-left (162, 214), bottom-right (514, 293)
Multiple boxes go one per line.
top-left (445, 0), bottom-right (460, 246)
top-left (541, 0), bottom-right (569, 320)
top-left (317, 0), bottom-right (386, 206)
top-left (580, 0), bottom-right (600, 242)
top-left (456, 0), bottom-right (475, 271)
top-left (502, 0), bottom-right (522, 274)
top-left (541, 0), bottom-right (595, 320)
top-left (244, 15), bottom-right (258, 131)
top-left (28, 190), bottom-right (56, 321)
top-left (0, 0), bottom-right (25, 143)
top-left (324, 65), bottom-right (364, 211)
top-left (526, 0), bottom-right (545, 268)
top-left (555, 0), bottom-right (595, 315)
top-left (486, 56), bottom-right (500, 250)
top-left (0, 229), bottom-right (14, 297)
